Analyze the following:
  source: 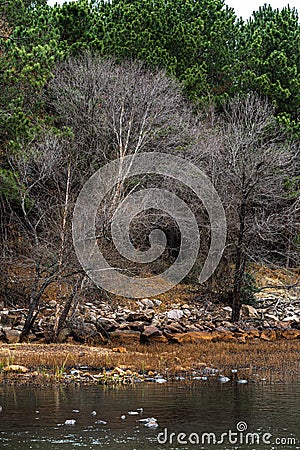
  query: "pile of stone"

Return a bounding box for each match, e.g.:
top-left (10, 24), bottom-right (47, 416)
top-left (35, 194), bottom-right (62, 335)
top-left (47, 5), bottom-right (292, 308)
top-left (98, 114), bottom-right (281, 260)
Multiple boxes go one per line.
top-left (0, 286), bottom-right (299, 345)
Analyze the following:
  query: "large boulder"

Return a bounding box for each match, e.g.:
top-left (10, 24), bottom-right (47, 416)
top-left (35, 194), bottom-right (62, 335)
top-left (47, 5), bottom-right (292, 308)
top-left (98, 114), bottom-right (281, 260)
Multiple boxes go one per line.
top-left (70, 319), bottom-right (105, 344)
top-left (168, 331), bottom-right (215, 343)
top-left (96, 317), bottom-right (119, 332)
top-left (141, 325), bottom-right (168, 343)
top-left (109, 330), bottom-right (141, 343)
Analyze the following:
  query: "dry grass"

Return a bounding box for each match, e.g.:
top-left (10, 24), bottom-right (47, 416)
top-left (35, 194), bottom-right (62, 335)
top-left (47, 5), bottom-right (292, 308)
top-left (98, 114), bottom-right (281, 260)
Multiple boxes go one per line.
top-left (251, 263), bottom-right (299, 288)
top-left (0, 341), bottom-right (299, 384)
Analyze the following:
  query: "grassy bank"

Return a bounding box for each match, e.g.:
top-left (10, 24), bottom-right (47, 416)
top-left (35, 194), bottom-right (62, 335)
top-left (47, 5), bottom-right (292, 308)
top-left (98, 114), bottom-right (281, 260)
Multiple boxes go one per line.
top-left (0, 341), bottom-right (299, 384)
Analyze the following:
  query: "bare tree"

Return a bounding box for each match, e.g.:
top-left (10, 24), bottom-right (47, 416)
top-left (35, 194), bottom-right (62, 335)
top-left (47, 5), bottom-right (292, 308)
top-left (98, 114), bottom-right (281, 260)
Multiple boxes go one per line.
top-left (1, 54), bottom-right (203, 339)
top-left (47, 54), bottom-right (197, 221)
top-left (47, 53), bottom-right (202, 271)
top-left (212, 94), bottom-right (299, 321)
top-left (0, 131), bottom-right (83, 341)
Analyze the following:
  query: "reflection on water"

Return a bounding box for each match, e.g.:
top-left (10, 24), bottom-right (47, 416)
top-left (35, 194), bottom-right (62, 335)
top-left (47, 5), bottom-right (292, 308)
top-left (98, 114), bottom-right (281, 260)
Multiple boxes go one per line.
top-left (0, 381), bottom-right (299, 449)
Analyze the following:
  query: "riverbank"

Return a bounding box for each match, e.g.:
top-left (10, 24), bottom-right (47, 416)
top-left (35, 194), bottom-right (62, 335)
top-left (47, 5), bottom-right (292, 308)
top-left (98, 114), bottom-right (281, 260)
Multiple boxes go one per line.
top-left (1, 340), bottom-right (299, 385)
top-left (1, 266), bottom-right (299, 347)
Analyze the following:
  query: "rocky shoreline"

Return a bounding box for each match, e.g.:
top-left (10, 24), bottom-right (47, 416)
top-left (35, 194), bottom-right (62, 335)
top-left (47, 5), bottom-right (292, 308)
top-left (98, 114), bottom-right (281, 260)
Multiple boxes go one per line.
top-left (0, 277), bottom-right (299, 385)
top-left (1, 283), bottom-right (299, 345)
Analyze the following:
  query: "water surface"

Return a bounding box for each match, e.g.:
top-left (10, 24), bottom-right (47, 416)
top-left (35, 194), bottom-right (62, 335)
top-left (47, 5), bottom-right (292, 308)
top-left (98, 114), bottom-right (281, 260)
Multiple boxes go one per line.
top-left (0, 381), bottom-right (299, 449)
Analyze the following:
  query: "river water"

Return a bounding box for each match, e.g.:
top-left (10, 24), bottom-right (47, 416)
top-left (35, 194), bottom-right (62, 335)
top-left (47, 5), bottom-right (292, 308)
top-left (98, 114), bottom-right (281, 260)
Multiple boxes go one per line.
top-left (0, 381), bottom-right (299, 449)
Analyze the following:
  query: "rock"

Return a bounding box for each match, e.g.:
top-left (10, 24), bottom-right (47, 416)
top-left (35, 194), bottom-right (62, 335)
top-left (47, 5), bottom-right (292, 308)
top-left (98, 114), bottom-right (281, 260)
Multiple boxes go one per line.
top-left (121, 415), bottom-right (126, 420)
top-left (153, 299), bottom-right (162, 307)
top-left (214, 330), bottom-right (236, 342)
top-left (95, 420), bottom-right (107, 425)
top-left (64, 419), bottom-right (76, 426)
top-left (110, 330), bottom-right (141, 343)
top-left (57, 327), bottom-right (71, 343)
top-left (139, 417), bottom-right (158, 428)
top-left (164, 323), bottom-right (184, 333)
top-left (168, 333), bottom-right (192, 344)
top-left (126, 311), bottom-right (154, 322)
top-left (184, 324), bottom-right (199, 331)
top-left (85, 302), bottom-right (97, 309)
top-left (3, 328), bottom-right (21, 344)
top-left (145, 420), bottom-right (158, 428)
top-left (4, 365), bottom-right (29, 373)
top-left (188, 331), bottom-right (214, 342)
top-left (265, 314), bottom-right (280, 322)
top-left (112, 347), bottom-right (127, 353)
top-left (96, 317), bottom-right (119, 332)
top-left (141, 325), bottom-right (162, 342)
top-left (71, 320), bottom-right (104, 344)
top-left (27, 333), bottom-right (36, 342)
top-left (139, 417), bottom-right (157, 423)
top-left (241, 304), bottom-right (260, 318)
top-left (142, 325), bottom-right (161, 337)
top-left (168, 331), bottom-right (214, 343)
top-left (141, 326), bottom-right (168, 343)
top-left (139, 299), bottom-right (155, 309)
top-left (245, 329), bottom-right (260, 339)
top-left (91, 411), bottom-right (97, 416)
top-left (128, 411), bottom-right (139, 415)
top-left (83, 311), bottom-right (97, 324)
top-left (0, 312), bottom-right (12, 327)
top-left (167, 309), bottom-right (184, 321)
top-left (128, 321), bottom-right (145, 332)
top-left (221, 321), bottom-right (234, 328)
top-left (260, 329), bottom-right (277, 341)
top-left (218, 376), bottom-right (230, 383)
top-left (113, 367), bottom-right (125, 375)
top-left (236, 333), bottom-right (247, 344)
top-left (147, 334), bottom-right (168, 343)
top-left (282, 316), bottom-right (299, 323)
top-left (281, 329), bottom-right (300, 340)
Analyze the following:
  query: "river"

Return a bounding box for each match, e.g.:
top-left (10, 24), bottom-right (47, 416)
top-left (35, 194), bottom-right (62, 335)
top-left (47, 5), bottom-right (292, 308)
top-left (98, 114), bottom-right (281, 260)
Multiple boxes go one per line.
top-left (0, 381), bottom-right (299, 449)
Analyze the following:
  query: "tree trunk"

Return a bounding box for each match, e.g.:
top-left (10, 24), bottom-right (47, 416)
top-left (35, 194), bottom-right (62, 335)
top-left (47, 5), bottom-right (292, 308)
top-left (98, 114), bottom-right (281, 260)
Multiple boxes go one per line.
top-left (53, 155), bottom-right (72, 338)
top-left (231, 201), bottom-right (246, 322)
top-left (20, 271), bottom-right (53, 341)
top-left (20, 294), bottom-right (41, 341)
top-left (53, 278), bottom-right (81, 342)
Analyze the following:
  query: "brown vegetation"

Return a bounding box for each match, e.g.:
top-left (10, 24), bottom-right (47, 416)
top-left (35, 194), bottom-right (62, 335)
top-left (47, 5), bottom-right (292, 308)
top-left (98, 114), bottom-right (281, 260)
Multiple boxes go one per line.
top-left (0, 341), bottom-right (299, 384)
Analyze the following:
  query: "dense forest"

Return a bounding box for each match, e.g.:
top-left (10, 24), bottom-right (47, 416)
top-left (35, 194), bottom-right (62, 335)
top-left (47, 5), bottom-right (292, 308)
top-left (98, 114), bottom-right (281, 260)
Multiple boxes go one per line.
top-left (0, 0), bottom-right (299, 341)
